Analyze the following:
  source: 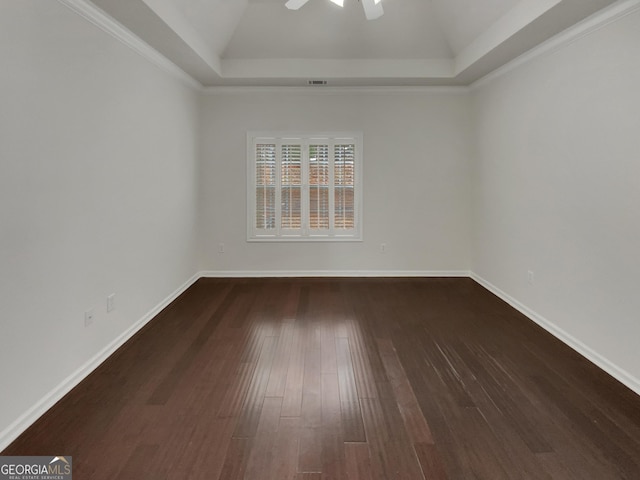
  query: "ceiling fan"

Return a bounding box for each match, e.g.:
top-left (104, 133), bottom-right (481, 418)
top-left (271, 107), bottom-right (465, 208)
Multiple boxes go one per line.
top-left (285, 0), bottom-right (383, 20)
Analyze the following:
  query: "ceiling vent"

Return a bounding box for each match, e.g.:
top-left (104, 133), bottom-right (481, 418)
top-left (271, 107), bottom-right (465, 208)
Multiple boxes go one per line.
top-left (308, 80), bottom-right (328, 86)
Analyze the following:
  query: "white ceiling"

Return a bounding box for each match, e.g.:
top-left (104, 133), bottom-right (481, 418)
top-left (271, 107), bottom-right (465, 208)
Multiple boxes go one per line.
top-left (222, 0), bottom-right (453, 59)
top-left (88, 0), bottom-right (618, 86)
top-left (430, 0), bottom-right (520, 54)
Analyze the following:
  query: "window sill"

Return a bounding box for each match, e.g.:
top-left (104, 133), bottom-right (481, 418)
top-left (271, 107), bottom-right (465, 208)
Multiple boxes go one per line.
top-left (247, 235), bottom-right (363, 243)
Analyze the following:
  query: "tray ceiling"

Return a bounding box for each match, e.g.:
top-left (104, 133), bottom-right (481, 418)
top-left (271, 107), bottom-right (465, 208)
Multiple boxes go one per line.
top-left (87, 0), bottom-right (619, 86)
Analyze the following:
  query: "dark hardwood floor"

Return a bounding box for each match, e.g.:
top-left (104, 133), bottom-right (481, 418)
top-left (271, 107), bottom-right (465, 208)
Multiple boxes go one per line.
top-left (4, 278), bottom-right (640, 479)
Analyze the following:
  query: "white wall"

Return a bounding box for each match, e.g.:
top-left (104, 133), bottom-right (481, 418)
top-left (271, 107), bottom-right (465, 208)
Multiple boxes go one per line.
top-left (198, 90), bottom-right (473, 274)
top-left (0, 0), bottom-right (200, 444)
top-left (471, 9), bottom-right (640, 388)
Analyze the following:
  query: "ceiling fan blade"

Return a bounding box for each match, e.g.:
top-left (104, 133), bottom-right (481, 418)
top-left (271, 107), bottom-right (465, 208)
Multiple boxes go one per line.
top-left (285, 0), bottom-right (311, 10)
top-left (361, 0), bottom-right (383, 20)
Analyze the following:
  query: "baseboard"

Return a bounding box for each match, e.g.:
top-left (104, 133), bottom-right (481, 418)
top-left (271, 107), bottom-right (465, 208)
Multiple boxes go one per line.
top-left (0, 273), bottom-right (200, 452)
top-left (200, 270), bottom-right (471, 278)
top-left (470, 272), bottom-right (640, 396)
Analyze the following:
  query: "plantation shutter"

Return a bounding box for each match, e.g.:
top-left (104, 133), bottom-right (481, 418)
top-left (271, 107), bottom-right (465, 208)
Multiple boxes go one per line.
top-left (334, 143), bottom-right (356, 230)
top-left (255, 142), bottom-right (276, 231)
top-left (309, 144), bottom-right (330, 231)
top-left (281, 143), bottom-right (302, 231)
top-left (249, 132), bottom-right (361, 241)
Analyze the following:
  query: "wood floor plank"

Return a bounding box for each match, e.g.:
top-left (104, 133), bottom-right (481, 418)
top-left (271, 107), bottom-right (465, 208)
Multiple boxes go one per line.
top-left (320, 432), bottom-right (347, 480)
top-left (147, 286), bottom-right (240, 405)
top-left (116, 443), bottom-right (160, 480)
top-left (265, 321), bottom-right (296, 397)
top-left (321, 372), bottom-right (342, 435)
top-left (295, 473), bottom-right (322, 480)
top-left (281, 323), bottom-right (306, 417)
top-left (4, 278), bottom-right (640, 479)
top-left (243, 396), bottom-right (283, 478)
top-left (344, 443), bottom-right (373, 480)
top-left (233, 335), bottom-right (278, 438)
top-left (217, 360), bottom-right (257, 419)
top-left (301, 323), bottom-right (322, 429)
top-left (320, 321), bottom-right (338, 375)
top-left (376, 337), bottom-right (434, 445)
top-left (335, 337), bottom-right (366, 442)
top-left (454, 339), bottom-right (553, 453)
top-left (298, 427), bottom-right (322, 474)
top-left (531, 374), bottom-right (640, 478)
top-left (167, 417), bottom-right (236, 480)
top-left (413, 443), bottom-right (449, 480)
top-left (360, 397), bottom-right (426, 480)
top-left (216, 311), bottom-right (271, 419)
top-left (271, 417), bottom-right (301, 480)
top-left (217, 437), bottom-right (250, 480)
top-left (360, 398), bottom-right (424, 479)
top-left (343, 317), bottom-right (378, 399)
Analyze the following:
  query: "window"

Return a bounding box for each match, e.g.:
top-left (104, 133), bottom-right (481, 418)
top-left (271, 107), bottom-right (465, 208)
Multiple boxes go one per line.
top-left (248, 132), bottom-right (363, 241)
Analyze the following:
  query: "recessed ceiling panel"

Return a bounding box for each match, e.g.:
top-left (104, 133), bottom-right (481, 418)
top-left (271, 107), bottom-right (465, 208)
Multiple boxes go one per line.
top-left (222, 0), bottom-right (453, 60)
top-left (431, 0), bottom-right (521, 54)
top-left (86, 0), bottom-right (625, 86)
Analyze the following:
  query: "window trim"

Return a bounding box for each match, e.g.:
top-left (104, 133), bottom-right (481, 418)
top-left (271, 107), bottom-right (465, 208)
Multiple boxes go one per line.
top-left (247, 131), bottom-right (363, 242)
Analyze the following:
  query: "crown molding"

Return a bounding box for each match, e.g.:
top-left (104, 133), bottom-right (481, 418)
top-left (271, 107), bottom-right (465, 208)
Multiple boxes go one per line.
top-left (57, 0), bottom-right (202, 90)
top-left (201, 85), bottom-right (470, 95)
top-left (471, 0), bottom-right (640, 90)
top-left (221, 58), bottom-right (455, 79)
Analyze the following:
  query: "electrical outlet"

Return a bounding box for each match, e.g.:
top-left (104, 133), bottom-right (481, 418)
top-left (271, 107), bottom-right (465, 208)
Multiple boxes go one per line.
top-left (380, 243), bottom-right (387, 253)
top-left (84, 308), bottom-right (95, 327)
top-left (527, 270), bottom-right (535, 285)
top-left (218, 243), bottom-right (225, 254)
top-left (107, 294), bottom-right (116, 313)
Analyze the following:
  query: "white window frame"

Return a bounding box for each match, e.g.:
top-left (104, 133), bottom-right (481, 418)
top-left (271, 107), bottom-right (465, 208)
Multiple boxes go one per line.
top-left (247, 131), bottom-right (363, 242)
